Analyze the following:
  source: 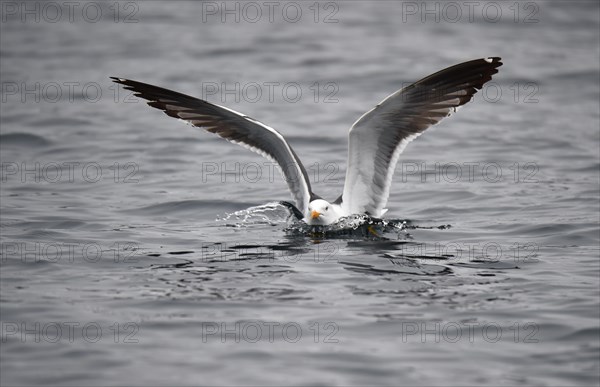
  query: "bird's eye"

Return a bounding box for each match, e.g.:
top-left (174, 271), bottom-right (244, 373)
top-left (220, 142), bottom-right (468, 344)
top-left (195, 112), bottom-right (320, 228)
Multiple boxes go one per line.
top-left (325, 206), bottom-right (329, 210)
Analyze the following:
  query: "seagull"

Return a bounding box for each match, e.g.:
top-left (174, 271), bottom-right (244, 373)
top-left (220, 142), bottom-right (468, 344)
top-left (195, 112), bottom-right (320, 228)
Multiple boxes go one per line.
top-left (112, 57), bottom-right (502, 226)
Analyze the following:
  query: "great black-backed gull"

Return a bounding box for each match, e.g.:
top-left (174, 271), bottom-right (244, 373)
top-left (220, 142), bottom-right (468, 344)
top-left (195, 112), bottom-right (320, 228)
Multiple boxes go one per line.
top-left (112, 57), bottom-right (502, 225)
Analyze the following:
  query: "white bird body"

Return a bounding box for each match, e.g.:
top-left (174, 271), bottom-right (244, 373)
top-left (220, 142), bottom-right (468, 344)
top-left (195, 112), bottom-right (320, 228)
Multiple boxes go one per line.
top-left (112, 57), bottom-right (502, 225)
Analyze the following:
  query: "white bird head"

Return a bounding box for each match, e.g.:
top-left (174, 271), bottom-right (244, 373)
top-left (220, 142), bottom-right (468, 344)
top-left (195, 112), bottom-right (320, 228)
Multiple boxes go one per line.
top-left (305, 199), bottom-right (343, 225)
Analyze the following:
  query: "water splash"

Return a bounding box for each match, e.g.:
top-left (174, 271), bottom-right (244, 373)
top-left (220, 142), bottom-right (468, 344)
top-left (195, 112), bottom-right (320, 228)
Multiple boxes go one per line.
top-left (217, 203), bottom-right (453, 240)
top-left (216, 202), bottom-right (295, 227)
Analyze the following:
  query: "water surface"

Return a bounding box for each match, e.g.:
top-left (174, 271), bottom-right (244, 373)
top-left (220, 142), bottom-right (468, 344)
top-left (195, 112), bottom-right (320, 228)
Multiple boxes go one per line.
top-left (1, 1), bottom-right (599, 386)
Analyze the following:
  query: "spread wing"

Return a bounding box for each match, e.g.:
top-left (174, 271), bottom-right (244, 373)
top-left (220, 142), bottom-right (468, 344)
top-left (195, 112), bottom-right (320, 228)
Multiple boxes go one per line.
top-left (341, 57), bottom-right (503, 216)
top-left (111, 77), bottom-right (314, 214)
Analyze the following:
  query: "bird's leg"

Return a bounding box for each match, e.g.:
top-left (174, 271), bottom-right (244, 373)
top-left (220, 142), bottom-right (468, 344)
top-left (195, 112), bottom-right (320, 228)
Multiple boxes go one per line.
top-left (367, 225), bottom-right (380, 238)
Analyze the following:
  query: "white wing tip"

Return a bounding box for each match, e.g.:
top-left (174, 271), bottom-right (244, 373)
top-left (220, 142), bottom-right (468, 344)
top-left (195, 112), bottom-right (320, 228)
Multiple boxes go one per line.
top-left (484, 57), bottom-right (493, 63)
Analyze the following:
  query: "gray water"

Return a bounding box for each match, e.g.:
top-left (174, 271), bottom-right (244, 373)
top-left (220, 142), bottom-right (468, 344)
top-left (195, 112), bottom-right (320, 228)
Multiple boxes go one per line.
top-left (1, 1), bottom-right (599, 386)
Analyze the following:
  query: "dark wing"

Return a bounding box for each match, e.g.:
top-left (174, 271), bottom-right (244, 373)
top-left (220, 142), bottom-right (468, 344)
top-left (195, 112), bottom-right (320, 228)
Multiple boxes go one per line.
top-left (111, 77), bottom-right (314, 214)
top-left (341, 57), bottom-right (502, 216)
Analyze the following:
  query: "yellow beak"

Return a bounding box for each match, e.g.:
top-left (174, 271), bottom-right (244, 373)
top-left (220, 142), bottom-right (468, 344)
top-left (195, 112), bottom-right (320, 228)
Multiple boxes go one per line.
top-left (310, 210), bottom-right (321, 219)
